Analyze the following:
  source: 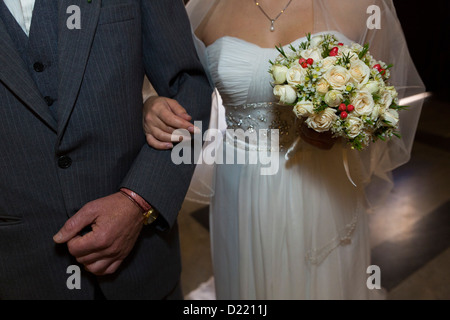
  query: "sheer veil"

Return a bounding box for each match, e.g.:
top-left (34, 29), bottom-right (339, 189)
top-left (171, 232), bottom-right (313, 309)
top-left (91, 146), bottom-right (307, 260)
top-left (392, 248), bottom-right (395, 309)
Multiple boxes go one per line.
top-left (184, 0), bottom-right (425, 209)
top-left (183, 0), bottom-right (222, 204)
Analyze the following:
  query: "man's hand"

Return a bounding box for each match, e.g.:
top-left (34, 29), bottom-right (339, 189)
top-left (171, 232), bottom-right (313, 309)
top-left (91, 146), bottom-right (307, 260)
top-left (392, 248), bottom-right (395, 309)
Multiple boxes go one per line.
top-left (53, 193), bottom-right (144, 275)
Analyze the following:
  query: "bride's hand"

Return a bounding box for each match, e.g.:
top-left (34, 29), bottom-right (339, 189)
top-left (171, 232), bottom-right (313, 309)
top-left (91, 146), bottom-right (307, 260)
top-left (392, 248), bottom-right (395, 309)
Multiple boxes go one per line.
top-left (299, 122), bottom-right (336, 150)
top-left (143, 96), bottom-right (195, 149)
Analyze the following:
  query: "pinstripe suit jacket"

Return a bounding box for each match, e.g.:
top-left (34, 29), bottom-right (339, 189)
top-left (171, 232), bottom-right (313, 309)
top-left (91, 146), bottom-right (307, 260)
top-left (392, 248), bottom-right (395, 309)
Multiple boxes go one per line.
top-left (0, 0), bottom-right (212, 299)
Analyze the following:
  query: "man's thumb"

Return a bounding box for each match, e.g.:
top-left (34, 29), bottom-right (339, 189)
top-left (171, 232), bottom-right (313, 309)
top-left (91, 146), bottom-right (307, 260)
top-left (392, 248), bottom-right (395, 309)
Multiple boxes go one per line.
top-left (53, 210), bottom-right (93, 243)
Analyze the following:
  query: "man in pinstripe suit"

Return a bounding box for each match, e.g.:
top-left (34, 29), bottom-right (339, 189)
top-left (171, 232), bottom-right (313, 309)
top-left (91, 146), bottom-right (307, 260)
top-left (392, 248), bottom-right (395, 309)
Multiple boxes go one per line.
top-left (0, 0), bottom-right (212, 299)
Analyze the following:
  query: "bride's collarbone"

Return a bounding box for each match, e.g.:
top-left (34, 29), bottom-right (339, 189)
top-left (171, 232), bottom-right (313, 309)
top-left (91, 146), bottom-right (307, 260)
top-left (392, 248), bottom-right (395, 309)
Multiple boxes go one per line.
top-left (198, 21), bottom-right (314, 49)
top-left (196, 1), bottom-right (313, 48)
top-left (200, 30), bottom-right (313, 49)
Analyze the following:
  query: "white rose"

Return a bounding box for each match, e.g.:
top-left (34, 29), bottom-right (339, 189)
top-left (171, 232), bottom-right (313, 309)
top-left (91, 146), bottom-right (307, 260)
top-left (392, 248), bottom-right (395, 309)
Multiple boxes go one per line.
top-left (349, 60), bottom-right (371, 86)
top-left (321, 56), bottom-right (337, 71)
top-left (324, 89), bottom-right (344, 107)
top-left (380, 86), bottom-right (398, 108)
top-left (286, 66), bottom-right (307, 86)
top-left (352, 90), bottom-right (375, 116)
top-left (345, 115), bottom-right (364, 139)
top-left (300, 47), bottom-right (322, 62)
top-left (351, 43), bottom-right (364, 52)
top-left (306, 108), bottom-right (338, 133)
top-left (310, 35), bottom-right (324, 47)
top-left (385, 86), bottom-right (398, 99)
top-left (316, 78), bottom-right (330, 95)
top-left (286, 51), bottom-right (299, 60)
top-left (381, 109), bottom-right (399, 127)
top-left (324, 66), bottom-right (351, 90)
top-left (293, 100), bottom-right (314, 118)
top-left (273, 85), bottom-right (297, 105)
top-left (380, 91), bottom-right (393, 109)
top-left (362, 80), bottom-right (380, 94)
top-left (271, 65), bottom-right (288, 84)
top-left (370, 103), bottom-right (384, 120)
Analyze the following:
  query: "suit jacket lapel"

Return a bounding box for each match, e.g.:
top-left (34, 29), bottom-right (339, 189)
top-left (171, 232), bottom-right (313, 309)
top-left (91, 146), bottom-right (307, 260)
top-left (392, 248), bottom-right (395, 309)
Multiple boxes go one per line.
top-left (0, 18), bottom-right (58, 132)
top-left (57, 0), bottom-right (101, 139)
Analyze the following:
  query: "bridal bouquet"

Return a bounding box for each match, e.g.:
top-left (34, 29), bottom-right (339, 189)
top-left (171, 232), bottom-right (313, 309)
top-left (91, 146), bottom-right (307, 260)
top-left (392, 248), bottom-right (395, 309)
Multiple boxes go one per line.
top-left (269, 33), bottom-right (406, 150)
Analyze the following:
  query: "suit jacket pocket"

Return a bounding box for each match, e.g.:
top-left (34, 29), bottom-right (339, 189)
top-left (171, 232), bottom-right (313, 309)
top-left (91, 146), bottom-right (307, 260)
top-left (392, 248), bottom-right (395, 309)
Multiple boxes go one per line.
top-left (0, 215), bottom-right (23, 226)
top-left (98, 3), bottom-right (137, 25)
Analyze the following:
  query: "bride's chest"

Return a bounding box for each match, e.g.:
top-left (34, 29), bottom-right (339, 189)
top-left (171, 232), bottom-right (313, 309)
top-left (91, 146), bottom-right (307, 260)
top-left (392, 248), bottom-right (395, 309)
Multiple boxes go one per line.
top-left (205, 37), bottom-right (278, 105)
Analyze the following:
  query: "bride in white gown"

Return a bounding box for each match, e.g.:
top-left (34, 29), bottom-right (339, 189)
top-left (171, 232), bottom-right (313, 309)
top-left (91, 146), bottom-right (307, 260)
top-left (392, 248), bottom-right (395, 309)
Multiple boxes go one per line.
top-left (143, 0), bottom-right (424, 299)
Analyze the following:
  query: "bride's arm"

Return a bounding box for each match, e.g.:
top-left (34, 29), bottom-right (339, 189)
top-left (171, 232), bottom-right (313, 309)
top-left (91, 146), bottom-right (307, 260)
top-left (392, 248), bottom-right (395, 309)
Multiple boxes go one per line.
top-left (140, 0), bottom-right (215, 151)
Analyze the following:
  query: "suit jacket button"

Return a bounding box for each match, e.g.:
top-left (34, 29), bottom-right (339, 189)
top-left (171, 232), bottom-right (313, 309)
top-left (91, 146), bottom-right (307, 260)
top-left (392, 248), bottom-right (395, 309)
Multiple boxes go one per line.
top-left (58, 156), bottom-right (72, 169)
top-left (44, 96), bottom-right (55, 106)
top-left (33, 62), bottom-right (45, 72)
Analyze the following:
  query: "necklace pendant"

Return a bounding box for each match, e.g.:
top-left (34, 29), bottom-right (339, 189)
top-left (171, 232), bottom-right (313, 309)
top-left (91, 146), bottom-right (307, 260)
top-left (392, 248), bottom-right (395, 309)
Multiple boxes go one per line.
top-left (270, 20), bottom-right (275, 32)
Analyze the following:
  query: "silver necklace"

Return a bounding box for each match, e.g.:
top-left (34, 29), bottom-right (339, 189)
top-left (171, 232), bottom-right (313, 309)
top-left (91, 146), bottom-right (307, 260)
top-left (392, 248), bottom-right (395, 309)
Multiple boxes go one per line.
top-left (253, 0), bottom-right (294, 32)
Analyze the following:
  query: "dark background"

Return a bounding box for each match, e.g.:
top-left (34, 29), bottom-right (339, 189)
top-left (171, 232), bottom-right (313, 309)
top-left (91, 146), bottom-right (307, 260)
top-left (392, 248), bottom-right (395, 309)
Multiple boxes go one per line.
top-left (393, 0), bottom-right (449, 96)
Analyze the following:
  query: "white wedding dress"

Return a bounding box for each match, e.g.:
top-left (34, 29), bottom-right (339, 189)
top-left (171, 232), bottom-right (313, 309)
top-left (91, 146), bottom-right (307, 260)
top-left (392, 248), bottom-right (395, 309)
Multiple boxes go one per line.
top-left (204, 34), bottom-right (376, 300)
top-left (184, 0), bottom-right (425, 300)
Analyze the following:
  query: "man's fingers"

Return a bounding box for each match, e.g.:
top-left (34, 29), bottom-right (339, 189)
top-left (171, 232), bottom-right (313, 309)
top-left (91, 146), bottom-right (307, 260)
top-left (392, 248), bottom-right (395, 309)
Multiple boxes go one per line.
top-left (66, 228), bottom-right (102, 257)
top-left (53, 209), bottom-right (95, 244)
top-left (75, 250), bottom-right (105, 266)
top-left (84, 259), bottom-right (123, 276)
top-left (104, 260), bottom-right (122, 275)
top-left (83, 259), bottom-right (111, 276)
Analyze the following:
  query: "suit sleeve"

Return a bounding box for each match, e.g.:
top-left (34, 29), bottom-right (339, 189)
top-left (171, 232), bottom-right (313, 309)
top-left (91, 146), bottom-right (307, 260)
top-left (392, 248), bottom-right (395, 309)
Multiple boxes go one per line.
top-left (120, 0), bottom-right (213, 229)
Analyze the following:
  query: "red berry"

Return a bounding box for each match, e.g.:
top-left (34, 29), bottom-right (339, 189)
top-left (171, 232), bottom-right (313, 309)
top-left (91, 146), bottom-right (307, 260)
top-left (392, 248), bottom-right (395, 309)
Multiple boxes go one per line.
top-left (373, 64), bottom-right (382, 71)
top-left (338, 103), bottom-right (347, 112)
top-left (340, 111), bottom-right (348, 119)
top-left (299, 58), bottom-right (306, 64)
top-left (380, 69), bottom-right (386, 76)
top-left (306, 58), bottom-right (314, 65)
top-left (347, 104), bottom-right (355, 112)
top-left (301, 62), bottom-right (308, 68)
top-left (329, 47), bottom-right (339, 56)
top-left (338, 43), bottom-right (344, 46)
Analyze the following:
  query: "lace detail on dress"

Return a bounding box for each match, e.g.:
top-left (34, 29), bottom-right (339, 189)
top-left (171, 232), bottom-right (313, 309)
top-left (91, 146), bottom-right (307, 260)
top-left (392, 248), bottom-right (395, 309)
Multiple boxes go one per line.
top-left (306, 213), bottom-right (359, 265)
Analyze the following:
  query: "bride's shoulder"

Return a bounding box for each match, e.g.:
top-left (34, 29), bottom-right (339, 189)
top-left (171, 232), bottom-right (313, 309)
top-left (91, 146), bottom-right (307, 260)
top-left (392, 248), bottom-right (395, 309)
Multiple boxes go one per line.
top-left (192, 0), bottom-right (226, 46)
